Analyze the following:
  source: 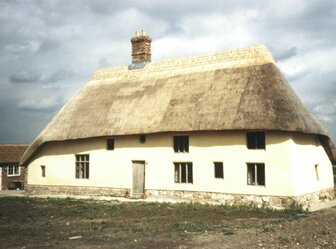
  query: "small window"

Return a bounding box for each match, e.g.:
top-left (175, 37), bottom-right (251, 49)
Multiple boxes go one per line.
top-left (75, 154), bottom-right (90, 179)
top-left (140, 135), bottom-right (146, 144)
top-left (41, 165), bottom-right (46, 178)
top-left (247, 132), bottom-right (265, 149)
top-left (247, 163), bottom-right (265, 186)
top-left (315, 164), bottom-right (319, 180)
top-left (7, 165), bottom-right (20, 176)
top-left (174, 162), bottom-right (193, 183)
top-left (173, 136), bottom-right (189, 153)
top-left (107, 138), bottom-right (114, 150)
top-left (214, 162), bottom-right (224, 179)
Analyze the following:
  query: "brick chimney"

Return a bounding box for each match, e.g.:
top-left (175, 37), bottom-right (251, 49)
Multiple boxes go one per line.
top-left (130, 30), bottom-right (152, 64)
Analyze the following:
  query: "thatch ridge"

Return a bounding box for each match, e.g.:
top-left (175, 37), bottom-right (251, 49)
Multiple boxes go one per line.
top-left (21, 45), bottom-right (335, 165)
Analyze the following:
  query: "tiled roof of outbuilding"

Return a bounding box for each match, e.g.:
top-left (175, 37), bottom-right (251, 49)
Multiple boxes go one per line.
top-left (0, 144), bottom-right (29, 165)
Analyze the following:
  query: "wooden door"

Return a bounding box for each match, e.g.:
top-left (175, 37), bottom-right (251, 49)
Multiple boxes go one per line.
top-left (132, 161), bottom-right (145, 198)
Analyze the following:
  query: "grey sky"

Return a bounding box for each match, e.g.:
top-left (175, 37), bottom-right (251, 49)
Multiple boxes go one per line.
top-left (0, 0), bottom-right (335, 143)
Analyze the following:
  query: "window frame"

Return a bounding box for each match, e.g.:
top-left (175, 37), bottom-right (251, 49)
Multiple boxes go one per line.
top-left (247, 132), bottom-right (265, 150)
top-left (7, 165), bottom-right (20, 177)
top-left (75, 154), bottom-right (90, 179)
top-left (173, 135), bottom-right (189, 153)
top-left (247, 163), bottom-right (265, 186)
top-left (174, 162), bottom-right (193, 184)
top-left (214, 162), bottom-right (224, 179)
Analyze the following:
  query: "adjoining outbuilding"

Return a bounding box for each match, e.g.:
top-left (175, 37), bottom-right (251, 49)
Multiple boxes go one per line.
top-left (0, 144), bottom-right (29, 190)
top-left (21, 31), bottom-right (336, 209)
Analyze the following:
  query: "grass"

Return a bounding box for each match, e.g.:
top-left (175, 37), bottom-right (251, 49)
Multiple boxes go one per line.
top-left (0, 197), bottom-right (308, 242)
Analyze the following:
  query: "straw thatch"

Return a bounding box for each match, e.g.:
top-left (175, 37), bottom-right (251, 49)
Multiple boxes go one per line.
top-left (21, 45), bottom-right (335, 164)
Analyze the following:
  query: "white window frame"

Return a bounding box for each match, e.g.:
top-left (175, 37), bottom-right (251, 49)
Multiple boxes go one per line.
top-left (7, 165), bottom-right (20, 177)
top-left (247, 163), bottom-right (265, 186)
top-left (174, 162), bottom-right (193, 183)
top-left (75, 154), bottom-right (90, 179)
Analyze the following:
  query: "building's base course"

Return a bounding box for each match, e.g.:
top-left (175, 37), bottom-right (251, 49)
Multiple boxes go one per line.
top-left (145, 188), bottom-right (335, 209)
top-left (26, 185), bottom-right (334, 209)
top-left (27, 185), bottom-right (130, 198)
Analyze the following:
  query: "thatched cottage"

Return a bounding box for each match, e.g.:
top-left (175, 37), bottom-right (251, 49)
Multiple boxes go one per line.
top-left (22, 31), bottom-right (336, 208)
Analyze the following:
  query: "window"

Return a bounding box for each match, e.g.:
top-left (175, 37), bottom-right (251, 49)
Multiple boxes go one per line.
top-left (247, 163), bottom-right (265, 186)
top-left (174, 162), bottom-right (193, 183)
top-left (315, 164), bottom-right (319, 180)
top-left (76, 154), bottom-right (89, 179)
top-left (173, 136), bottom-right (189, 153)
top-left (214, 162), bottom-right (224, 179)
top-left (107, 138), bottom-right (114, 150)
top-left (140, 135), bottom-right (146, 144)
top-left (247, 132), bottom-right (265, 149)
top-left (41, 165), bottom-right (46, 178)
top-left (7, 165), bottom-right (20, 176)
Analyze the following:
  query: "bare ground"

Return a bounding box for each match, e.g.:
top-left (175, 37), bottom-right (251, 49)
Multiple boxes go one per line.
top-left (0, 196), bottom-right (336, 249)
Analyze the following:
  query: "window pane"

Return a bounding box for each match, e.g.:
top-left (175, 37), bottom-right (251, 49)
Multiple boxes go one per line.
top-left (8, 166), bottom-right (13, 175)
top-left (214, 162), bottom-right (224, 178)
top-left (41, 166), bottom-right (46, 177)
top-left (181, 163), bottom-right (187, 183)
top-left (14, 166), bottom-right (19, 175)
top-left (247, 132), bottom-right (265, 149)
top-left (173, 136), bottom-right (189, 153)
top-left (256, 164), bottom-right (265, 185)
top-left (247, 164), bottom-right (255, 185)
top-left (247, 133), bottom-right (256, 149)
top-left (173, 137), bottom-right (178, 152)
top-left (315, 164), bottom-right (319, 180)
top-left (258, 133), bottom-right (265, 149)
top-left (174, 164), bottom-right (180, 182)
top-left (187, 163), bottom-right (193, 183)
top-left (86, 162), bottom-right (89, 179)
top-left (107, 139), bottom-right (114, 150)
top-left (185, 136), bottom-right (189, 153)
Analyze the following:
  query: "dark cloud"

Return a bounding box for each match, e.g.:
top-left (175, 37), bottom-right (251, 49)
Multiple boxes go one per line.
top-left (9, 72), bottom-right (40, 84)
top-left (9, 69), bottom-right (77, 84)
top-left (0, 0), bottom-right (335, 144)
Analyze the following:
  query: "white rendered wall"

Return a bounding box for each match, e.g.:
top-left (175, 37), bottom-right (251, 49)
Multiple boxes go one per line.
top-left (27, 131), bottom-right (334, 197)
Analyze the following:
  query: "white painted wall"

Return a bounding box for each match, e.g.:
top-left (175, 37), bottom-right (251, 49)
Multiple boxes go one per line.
top-left (27, 131), bottom-right (334, 197)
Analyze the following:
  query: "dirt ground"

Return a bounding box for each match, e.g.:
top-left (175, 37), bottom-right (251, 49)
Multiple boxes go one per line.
top-left (0, 196), bottom-right (336, 249)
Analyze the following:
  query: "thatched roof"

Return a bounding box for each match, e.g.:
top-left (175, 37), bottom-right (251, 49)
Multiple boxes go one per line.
top-left (21, 45), bottom-right (335, 164)
top-left (0, 144), bottom-right (29, 165)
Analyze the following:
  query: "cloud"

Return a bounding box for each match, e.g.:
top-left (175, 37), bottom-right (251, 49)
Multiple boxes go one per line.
top-left (9, 69), bottom-right (78, 84)
top-left (17, 96), bottom-right (62, 112)
top-left (0, 0), bottom-right (335, 144)
top-left (274, 47), bottom-right (298, 61)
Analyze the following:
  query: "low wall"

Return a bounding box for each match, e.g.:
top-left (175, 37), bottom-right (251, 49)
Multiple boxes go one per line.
top-left (26, 184), bottom-right (334, 209)
top-left (146, 188), bottom-right (335, 209)
top-left (26, 185), bottom-right (130, 198)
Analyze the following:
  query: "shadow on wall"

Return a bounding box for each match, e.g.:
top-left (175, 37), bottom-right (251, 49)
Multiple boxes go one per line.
top-left (30, 130), bottom-right (300, 161)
